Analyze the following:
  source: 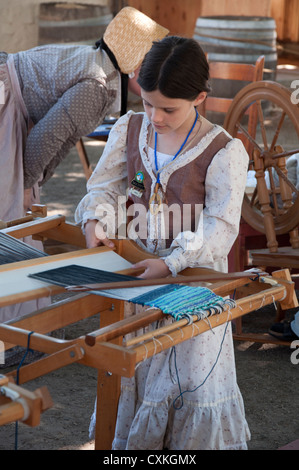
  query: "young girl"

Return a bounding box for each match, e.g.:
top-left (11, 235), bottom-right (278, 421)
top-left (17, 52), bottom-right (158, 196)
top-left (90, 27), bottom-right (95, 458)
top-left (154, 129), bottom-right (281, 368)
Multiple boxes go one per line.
top-left (75, 36), bottom-right (250, 450)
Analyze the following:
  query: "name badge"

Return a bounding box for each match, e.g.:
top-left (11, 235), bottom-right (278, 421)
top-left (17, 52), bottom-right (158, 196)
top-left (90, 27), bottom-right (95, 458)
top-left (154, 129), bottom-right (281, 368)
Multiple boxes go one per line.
top-left (128, 171), bottom-right (145, 199)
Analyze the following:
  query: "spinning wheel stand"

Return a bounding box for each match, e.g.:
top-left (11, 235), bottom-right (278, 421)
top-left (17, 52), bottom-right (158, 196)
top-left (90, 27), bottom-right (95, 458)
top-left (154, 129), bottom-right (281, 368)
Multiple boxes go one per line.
top-left (224, 80), bottom-right (299, 277)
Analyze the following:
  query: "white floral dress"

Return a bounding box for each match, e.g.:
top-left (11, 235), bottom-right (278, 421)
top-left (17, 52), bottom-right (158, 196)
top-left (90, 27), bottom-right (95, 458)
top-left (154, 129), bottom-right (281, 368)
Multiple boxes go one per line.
top-left (75, 111), bottom-right (251, 450)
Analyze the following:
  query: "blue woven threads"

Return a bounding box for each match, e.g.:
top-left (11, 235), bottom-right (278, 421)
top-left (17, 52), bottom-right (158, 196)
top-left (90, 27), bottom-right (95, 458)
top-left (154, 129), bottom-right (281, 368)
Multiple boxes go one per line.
top-left (131, 284), bottom-right (180, 305)
top-left (131, 284), bottom-right (235, 322)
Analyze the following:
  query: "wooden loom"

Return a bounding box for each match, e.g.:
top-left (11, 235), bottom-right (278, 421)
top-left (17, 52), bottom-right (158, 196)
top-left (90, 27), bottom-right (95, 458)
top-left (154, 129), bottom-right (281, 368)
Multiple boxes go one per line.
top-left (0, 212), bottom-right (298, 449)
top-left (0, 374), bottom-right (52, 427)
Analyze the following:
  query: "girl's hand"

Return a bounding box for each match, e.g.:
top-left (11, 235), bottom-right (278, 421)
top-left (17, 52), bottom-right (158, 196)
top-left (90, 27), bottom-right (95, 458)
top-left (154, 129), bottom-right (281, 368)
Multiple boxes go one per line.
top-left (84, 220), bottom-right (115, 249)
top-left (132, 259), bottom-right (171, 280)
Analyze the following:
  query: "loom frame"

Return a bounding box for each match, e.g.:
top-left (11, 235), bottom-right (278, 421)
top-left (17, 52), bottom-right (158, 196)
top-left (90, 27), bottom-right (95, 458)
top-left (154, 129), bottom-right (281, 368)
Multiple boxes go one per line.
top-left (0, 212), bottom-right (298, 449)
top-left (0, 373), bottom-right (53, 427)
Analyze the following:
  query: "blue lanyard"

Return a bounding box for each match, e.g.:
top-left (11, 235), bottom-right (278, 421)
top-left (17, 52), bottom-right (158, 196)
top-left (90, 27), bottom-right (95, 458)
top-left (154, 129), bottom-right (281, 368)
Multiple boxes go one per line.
top-left (154, 108), bottom-right (198, 184)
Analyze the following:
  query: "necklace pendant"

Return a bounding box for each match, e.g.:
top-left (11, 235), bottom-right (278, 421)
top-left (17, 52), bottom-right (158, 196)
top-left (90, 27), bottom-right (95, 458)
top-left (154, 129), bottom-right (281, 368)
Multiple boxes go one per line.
top-left (149, 182), bottom-right (163, 215)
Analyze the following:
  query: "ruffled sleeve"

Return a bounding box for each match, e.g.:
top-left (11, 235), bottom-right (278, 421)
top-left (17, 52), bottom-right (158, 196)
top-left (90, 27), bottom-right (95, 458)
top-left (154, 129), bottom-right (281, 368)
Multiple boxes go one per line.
top-left (74, 111), bottom-right (134, 234)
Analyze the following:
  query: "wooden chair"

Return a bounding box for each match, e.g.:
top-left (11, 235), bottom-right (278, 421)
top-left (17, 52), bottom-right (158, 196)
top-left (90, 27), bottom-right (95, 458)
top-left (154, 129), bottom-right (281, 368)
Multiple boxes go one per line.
top-left (76, 118), bottom-right (117, 180)
top-left (200, 55), bottom-right (265, 158)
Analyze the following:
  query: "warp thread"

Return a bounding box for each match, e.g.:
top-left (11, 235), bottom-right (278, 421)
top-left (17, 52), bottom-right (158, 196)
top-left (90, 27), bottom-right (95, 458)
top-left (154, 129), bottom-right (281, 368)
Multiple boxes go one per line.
top-left (168, 289), bottom-right (236, 410)
top-left (131, 284), bottom-right (236, 409)
top-left (172, 320), bottom-right (230, 410)
top-left (0, 233), bottom-right (46, 265)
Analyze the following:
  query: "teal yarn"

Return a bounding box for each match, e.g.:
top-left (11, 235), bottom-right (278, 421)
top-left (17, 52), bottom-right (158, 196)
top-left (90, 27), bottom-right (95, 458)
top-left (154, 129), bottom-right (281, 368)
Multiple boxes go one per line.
top-left (131, 284), bottom-right (236, 410)
top-left (131, 284), bottom-right (235, 323)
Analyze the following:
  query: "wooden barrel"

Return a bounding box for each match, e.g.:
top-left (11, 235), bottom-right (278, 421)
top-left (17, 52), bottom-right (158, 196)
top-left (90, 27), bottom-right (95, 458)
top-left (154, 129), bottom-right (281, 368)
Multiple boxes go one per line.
top-left (194, 16), bottom-right (277, 98)
top-left (38, 2), bottom-right (113, 46)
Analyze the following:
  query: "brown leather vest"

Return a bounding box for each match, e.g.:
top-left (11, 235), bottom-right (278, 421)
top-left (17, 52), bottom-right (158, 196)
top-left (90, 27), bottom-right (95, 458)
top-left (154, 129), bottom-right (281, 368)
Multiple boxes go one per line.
top-left (126, 113), bottom-right (231, 247)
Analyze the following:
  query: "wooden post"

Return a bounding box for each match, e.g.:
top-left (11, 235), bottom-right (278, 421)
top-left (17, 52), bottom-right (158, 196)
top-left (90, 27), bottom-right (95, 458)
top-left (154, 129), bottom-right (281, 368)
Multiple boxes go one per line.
top-left (253, 148), bottom-right (278, 253)
top-left (75, 139), bottom-right (93, 180)
top-left (94, 300), bottom-right (125, 450)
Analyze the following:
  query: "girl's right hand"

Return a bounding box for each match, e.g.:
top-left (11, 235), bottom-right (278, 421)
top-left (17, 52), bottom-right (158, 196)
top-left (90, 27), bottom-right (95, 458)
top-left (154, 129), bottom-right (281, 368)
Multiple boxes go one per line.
top-left (84, 219), bottom-right (115, 249)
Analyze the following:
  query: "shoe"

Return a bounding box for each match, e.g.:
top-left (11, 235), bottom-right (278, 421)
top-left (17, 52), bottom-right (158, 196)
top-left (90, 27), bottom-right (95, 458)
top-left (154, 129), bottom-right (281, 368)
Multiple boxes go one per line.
top-left (268, 321), bottom-right (298, 341)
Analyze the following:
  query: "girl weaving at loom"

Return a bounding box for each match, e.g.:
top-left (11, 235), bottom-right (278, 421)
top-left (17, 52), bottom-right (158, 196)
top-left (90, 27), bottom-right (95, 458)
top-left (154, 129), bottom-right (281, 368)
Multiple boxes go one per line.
top-left (75, 37), bottom-right (251, 450)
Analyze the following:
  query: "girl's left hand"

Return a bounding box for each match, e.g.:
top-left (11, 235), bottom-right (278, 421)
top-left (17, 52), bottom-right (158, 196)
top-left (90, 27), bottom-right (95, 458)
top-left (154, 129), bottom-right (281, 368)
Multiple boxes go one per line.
top-left (132, 259), bottom-right (171, 279)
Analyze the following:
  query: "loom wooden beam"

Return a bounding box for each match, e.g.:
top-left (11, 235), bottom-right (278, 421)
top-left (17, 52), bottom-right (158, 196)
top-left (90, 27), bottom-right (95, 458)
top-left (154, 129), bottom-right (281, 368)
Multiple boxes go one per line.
top-left (94, 294), bottom-right (124, 450)
top-left (34, 220), bottom-right (87, 248)
top-left (7, 344), bottom-right (84, 384)
top-left (115, 239), bottom-right (157, 263)
top-left (0, 401), bottom-right (30, 427)
top-left (0, 285), bottom-right (62, 310)
top-left (7, 340), bottom-right (132, 385)
top-left (0, 204), bottom-right (47, 230)
top-left (85, 309), bottom-right (164, 346)
top-left (27, 204), bottom-right (48, 218)
top-left (0, 324), bottom-right (74, 356)
top-left (1, 208), bottom-right (85, 247)
top-left (96, 369), bottom-right (120, 450)
top-left (1, 214), bottom-right (66, 240)
top-left (0, 375), bottom-right (53, 427)
top-left (1, 323), bottom-right (136, 381)
top-left (81, 342), bottom-right (136, 377)
top-left (271, 269), bottom-right (299, 310)
top-left (69, 271), bottom-right (257, 293)
top-left (4, 293), bottom-right (114, 350)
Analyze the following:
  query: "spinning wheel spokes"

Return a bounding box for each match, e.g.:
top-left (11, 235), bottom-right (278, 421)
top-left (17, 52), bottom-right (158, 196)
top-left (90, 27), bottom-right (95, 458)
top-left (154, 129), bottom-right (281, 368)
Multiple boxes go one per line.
top-left (249, 187), bottom-right (258, 207)
top-left (271, 148), bottom-right (299, 160)
top-left (224, 81), bottom-right (299, 249)
top-left (270, 109), bottom-right (286, 151)
top-left (257, 99), bottom-right (269, 150)
top-left (237, 122), bottom-right (262, 155)
top-left (273, 164), bottom-right (298, 195)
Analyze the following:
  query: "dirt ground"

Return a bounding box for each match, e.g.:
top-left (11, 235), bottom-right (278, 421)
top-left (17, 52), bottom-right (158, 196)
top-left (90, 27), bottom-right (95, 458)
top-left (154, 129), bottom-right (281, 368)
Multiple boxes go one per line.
top-left (1, 68), bottom-right (299, 451)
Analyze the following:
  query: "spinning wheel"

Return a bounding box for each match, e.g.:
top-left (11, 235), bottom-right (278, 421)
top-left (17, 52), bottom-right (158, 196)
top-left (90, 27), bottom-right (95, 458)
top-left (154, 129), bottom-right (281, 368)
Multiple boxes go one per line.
top-left (224, 81), bottom-right (299, 252)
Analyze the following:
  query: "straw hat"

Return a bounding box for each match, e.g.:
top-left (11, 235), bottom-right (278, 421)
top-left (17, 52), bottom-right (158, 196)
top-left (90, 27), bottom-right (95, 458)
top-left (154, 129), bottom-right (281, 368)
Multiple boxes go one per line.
top-left (103, 7), bottom-right (169, 75)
